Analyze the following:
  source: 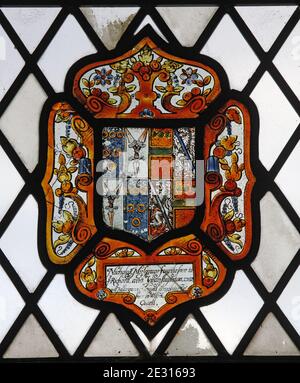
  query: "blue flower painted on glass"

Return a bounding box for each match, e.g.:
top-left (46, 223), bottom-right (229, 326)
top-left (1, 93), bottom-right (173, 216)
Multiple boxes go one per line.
top-left (171, 73), bottom-right (179, 86)
top-left (97, 289), bottom-right (107, 301)
top-left (180, 67), bottom-right (199, 85)
top-left (192, 286), bottom-right (203, 298)
top-left (94, 68), bottom-right (114, 86)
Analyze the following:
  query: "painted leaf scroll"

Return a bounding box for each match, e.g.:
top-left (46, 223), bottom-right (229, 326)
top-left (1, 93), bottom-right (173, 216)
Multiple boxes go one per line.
top-left (202, 99), bottom-right (255, 261)
top-left (42, 102), bottom-right (96, 264)
top-left (72, 37), bottom-right (222, 118)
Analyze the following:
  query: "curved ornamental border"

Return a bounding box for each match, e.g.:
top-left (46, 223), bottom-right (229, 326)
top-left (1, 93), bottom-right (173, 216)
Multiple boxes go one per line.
top-left (39, 35), bottom-right (259, 326)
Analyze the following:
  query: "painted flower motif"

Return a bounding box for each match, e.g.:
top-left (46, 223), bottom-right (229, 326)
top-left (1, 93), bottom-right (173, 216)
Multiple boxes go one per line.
top-left (54, 103), bottom-right (73, 123)
top-left (164, 247), bottom-right (184, 255)
top-left (138, 46), bottom-right (153, 65)
top-left (94, 68), bottom-right (114, 85)
top-left (97, 289), bottom-right (107, 301)
top-left (219, 152), bottom-right (244, 181)
top-left (115, 248), bottom-right (135, 257)
top-left (234, 217), bottom-right (246, 232)
top-left (162, 60), bottom-right (182, 73)
top-left (222, 209), bottom-right (245, 249)
top-left (53, 154), bottom-right (78, 196)
top-left (110, 59), bottom-right (130, 74)
top-left (192, 286), bottom-right (203, 298)
top-left (180, 67), bottom-right (199, 85)
top-left (81, 257), bottom-right (97, 291)
top-left (203, 254), bottom-right (218, 288)
top-left (52, 210), bottom-right (75, 250)
top-left (213, 135), bottom-right (238, 159)
top-left (171, 73), bottom-right (179, 85)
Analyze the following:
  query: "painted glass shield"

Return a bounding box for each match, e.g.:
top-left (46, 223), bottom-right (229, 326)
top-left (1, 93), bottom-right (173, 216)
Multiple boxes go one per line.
top-left (40, 35), bottom-right (257, 325)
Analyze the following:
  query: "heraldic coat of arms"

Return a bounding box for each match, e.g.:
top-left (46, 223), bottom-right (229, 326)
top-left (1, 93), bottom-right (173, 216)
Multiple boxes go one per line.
top-left (39, 31), bottom-right (258, 327)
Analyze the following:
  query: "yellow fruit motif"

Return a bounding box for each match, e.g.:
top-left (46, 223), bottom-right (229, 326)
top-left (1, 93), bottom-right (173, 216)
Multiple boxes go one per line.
top-left (219, 152), bottom-right (245, 181)
top-left (80, 257), bottom-right (97, 291)
top-left (203, 254), bottom-right (218, 279)
top-left (220, 135), bottom-right (238, 151)
top-left (115, 249), bottom-right (135, 257)
top-left (61, 137), bottom-right (79, 157)
top-left (54, 153), bottom-right (77, 196)
top-left (52, 211), bottom-right (76, 250)
top-left (164, 247), bottom-right (184, 256)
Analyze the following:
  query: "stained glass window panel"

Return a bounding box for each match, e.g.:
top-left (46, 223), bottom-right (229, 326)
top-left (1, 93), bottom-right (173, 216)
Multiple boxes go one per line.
top-left (0, 1), bottom-right (299, 369)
